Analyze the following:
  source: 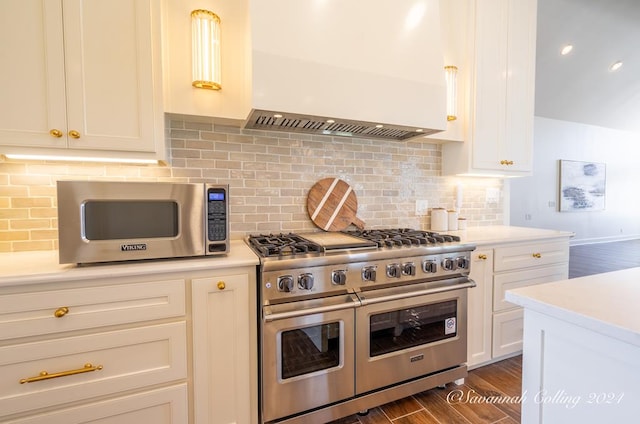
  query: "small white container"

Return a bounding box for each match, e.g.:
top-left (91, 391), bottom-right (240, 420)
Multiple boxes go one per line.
top-left (447, 210), bottom-right (458, 230)
top-left (430, 208), bottom-right (448, 231)
top-left (457, 217), bottom-right (467, 230)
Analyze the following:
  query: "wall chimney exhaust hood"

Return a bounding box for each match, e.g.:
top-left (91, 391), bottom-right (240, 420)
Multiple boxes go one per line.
top-left (244, 0), bottom-right (448, 141)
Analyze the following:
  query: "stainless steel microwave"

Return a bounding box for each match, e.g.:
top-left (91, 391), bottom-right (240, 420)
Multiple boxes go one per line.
top-left (57, 181), bottom-right (229, 264)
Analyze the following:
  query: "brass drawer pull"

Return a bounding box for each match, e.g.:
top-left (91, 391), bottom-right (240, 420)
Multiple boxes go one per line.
top-left (500, 160), bottom-right (514, 165)
top-left (49, 129), bottom-right (63, 138)
top-left (478, 254), bottom-right (487, 260)
top-left (20, 363), bottom-right (103, 384)
top-left (532, 253), bottom-right (542, 258)
top-left (68, 130), bottom-right (81, 139)
top-left (54, 306), bottom-right (69, 318)
top-left (217, 281), bottom-right (226, 290)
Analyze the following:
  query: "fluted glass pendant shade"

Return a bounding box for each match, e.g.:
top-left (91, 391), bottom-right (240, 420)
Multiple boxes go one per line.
top-left (191, 9), bottom-right (221, 90)
top-left (445, 65), bottom-right (458, 121)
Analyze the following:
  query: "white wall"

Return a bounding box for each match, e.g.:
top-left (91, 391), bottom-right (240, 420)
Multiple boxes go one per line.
top-left (510, 116), bottom-right (640, 244)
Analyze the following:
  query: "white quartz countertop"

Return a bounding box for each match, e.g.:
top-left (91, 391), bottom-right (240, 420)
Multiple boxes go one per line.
top-left (506, 267), bottom-right (640, 347)
top-left (447, 225), bottom-right (574, 245)
top-left (0, 240), bottom-right (259, 287)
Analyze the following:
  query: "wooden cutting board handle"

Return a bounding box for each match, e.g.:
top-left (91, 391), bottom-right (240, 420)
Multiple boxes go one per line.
top-left (307, 178), bottom-right (365, 231)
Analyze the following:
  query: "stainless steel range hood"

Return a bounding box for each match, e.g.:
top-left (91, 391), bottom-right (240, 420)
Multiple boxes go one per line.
top-left (245, 0), bottom-right (448, 141)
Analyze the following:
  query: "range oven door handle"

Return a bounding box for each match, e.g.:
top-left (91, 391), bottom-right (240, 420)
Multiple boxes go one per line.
top-left (263, 293), bottom-right (360, 322)
top-left (357, 277), bottom-right (476, 306)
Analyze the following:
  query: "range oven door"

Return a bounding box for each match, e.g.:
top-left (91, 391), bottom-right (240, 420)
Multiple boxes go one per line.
top-left (261, 294), bottom-right (358, 423)
top-left (355, 277), bottom-right (474, 394)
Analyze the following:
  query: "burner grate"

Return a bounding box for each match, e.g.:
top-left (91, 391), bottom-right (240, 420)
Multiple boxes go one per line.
top-left (343, 228), bottom-right (460, 247)
top-left (248, 233), bottom-right (323, 257)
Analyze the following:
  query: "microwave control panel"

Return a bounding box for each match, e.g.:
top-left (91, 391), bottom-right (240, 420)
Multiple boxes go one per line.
top-left (206, 186), bottom-right (229, 253)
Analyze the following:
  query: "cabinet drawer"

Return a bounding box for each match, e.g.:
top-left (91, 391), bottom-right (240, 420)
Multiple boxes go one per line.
top-left (493, 264), bottom-right (568, 312)
top-left (494, 241), bottom-right (569, 272)
top-left (3, 384), bottom-right (187, 424)
top-left (492, 308), bottom-right (524, 358)
top-left (0, 322), bottom-right (187, 417)
top-left (0, 279), bottom-right (185, 341)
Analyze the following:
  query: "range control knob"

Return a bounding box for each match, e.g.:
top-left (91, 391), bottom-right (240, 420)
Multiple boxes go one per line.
top-left (298, 273), bottom-right (314, 290)
top-left (442, 257), bottom-right (457, 271)
top-left (332, 270), bottom-right (347, 285)
top-left (386, 263), bottom-right (401, 278)
top-left (362, 266), bottom-right (377, 282)
top-left (456, 256), bottom-right (469, 270)
top-left (277, 275), bottom-right (295, 292)
top-left (422, 260), bottom-right (438, 273)
top-left (402, 262), bottom-right (416, 276)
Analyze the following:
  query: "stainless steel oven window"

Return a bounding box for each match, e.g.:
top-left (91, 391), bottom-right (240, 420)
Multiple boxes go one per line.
top-left (278, 321), bottom-right (342, 380)
top-left (369, 299), bottom-right (458, 357)
top-left (82, 200), bottom-right (179, 240)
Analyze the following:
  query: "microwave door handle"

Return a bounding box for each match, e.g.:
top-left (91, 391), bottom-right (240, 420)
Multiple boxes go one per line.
top-left (358, 277), bottom-right (476, 307)
top-left (263, 294), bottom-right (360, 322)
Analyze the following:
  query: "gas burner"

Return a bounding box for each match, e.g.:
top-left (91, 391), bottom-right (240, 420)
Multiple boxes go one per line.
top-left (248, 233), bottom-right (323, 257)
top-left (343, 228), bottom-right (460, 248)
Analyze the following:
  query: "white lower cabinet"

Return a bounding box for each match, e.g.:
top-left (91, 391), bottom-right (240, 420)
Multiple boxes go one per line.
top-left (467, 237), bottom-right (570, 366)
top-left (3, 384), bottom-right (188, 424)
top-left (467, 249), bottom-right (493, 368)
top-left (0, 276), bottom-right (188, 424)
top-left (191, 268), bottom-right (258, 424)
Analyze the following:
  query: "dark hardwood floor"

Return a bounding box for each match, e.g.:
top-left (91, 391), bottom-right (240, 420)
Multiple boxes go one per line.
top-left (326, 239), bottom-right (640, 424)
top-left (328, 356), bottom-right (522, 424)
top-left (569, 239), bottom-right (640, 278)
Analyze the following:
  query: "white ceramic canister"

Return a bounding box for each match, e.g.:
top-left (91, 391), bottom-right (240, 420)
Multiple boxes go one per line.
top-left (457, 217), bottom-right (467, 230)
top-left (447, 210), bottom-right (458, 230)
top-left (430, 208), bottom-right (448, 231)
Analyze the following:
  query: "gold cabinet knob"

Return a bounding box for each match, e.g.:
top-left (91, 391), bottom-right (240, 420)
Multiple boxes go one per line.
top-left (54, 306), bottom-right (69, 318)
top-left (532, 253), bottom-right (542, 258)
top-left (49, 129), bottom-right (63, 138)
top-left (478, 254), bottom-right (487, 260)
top-left (217, 281), bottom-right (226, 290)
top-left (68, 130), bottom-right (81, 139)
top-left (500, 160), bottom-right (515, 165)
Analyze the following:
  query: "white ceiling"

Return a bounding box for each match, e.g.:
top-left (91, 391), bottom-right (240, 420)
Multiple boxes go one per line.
top-left (535, 0), bottom-right (640, 133)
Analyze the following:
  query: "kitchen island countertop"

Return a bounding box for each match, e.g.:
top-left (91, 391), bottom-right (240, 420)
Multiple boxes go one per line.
top-left (0, 239), bottom-right (259, 287)
top-left (506, 267), bottom-right (640, 347)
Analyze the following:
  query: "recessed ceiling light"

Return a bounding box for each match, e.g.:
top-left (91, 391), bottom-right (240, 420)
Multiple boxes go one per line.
top-left (560, 44), bottom-right (573, 55)
top-left (375, 124), bottom-right (384, 128)
top-left (416, 129), bottom-right (424, 133)
top-left (273, 114), bottom-right (283, 118)
top-left (610, 61), bottom-right (623, 72)
top-left (326, 119), bottom-right (335, 123)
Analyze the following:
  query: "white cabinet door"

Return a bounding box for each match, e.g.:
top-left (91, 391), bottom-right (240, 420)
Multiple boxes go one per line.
top-left (0, 0), bottom-right (67, 147)
top-left (0, 0), bottom-right (164, 159)
top-left (467, 249), bottom-right (494, 368)
top-left (442, 0), bottom-right (537, 176)
top-left (191, 269), bottom-right (257, 424)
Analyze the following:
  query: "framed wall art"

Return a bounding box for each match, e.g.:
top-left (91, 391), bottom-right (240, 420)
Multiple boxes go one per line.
top-left (559, 160), bottom-right (606, 212)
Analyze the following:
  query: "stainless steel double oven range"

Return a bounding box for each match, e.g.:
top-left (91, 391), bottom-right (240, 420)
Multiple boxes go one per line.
top-left (247, 229), bottom-right (477, 424)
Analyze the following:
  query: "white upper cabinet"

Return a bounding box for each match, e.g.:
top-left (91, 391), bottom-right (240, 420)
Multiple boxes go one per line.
top-left (441, 0), bottom-right (537, 176)
top-left (0, 0), bottom-right (165, 162)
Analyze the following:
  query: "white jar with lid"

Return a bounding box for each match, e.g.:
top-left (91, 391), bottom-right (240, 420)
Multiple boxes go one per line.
top-left (457, 217), bottom-right (467, 230)
top-left (447, 210), bottom-right (458, 230)
top-left (430, 208), bottom-right (448, 231)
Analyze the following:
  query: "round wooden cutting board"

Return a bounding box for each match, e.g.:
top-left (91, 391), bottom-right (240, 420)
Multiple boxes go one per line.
top-left (307, 178), bottom-right (365, 231)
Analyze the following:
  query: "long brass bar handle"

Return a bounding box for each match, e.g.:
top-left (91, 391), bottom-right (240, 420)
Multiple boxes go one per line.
top-left (532, 253), bottom-right (542, 258)
top-left (19, 363), bottom-right (103, 384)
